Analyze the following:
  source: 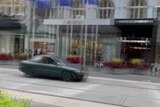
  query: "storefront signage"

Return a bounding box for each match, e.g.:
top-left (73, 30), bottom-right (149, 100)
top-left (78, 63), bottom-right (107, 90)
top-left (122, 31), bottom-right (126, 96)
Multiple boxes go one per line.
top-left (115, 19), bottom-right (154, 25)
top-left (118, 39), bottom-right (150, 43)
top-left (66, 20), bottom-right (85, 25)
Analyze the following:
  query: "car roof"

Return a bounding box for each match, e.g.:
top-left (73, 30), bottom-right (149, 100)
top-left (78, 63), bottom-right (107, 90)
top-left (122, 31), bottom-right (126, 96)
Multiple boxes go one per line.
top-left (37, 55), bottom-right (52, 58)
top-left (32, 55), bottom-right (62, 60)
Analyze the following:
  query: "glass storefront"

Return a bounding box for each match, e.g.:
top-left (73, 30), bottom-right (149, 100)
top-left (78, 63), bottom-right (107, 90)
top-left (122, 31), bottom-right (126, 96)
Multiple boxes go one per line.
top-left (69, 37), bottom-right (103, 65)
top-left (34, 42), bottom-right (55, 53)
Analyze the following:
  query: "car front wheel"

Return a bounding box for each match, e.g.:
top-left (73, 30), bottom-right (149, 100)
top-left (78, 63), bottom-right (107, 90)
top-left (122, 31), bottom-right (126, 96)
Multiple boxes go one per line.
top-left (24, 68), bottom-right (36, 77)
top-left (61, 71), bottom-right (73, 81)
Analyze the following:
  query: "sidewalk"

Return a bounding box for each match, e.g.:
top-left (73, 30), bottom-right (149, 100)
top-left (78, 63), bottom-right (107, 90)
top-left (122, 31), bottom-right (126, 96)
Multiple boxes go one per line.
top-left (7, 90), bottom-right (121, 107)
top-left (0, 61), bottom-right (19, 65)
top-left (88, 66), bottom-right (160, 83)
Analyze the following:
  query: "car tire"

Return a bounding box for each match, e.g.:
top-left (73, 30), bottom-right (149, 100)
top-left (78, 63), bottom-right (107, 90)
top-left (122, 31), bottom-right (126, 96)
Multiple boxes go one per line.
top-left (62, 71), bottom-right (73, 81)
top-left (23, 72), bottom-right (30, 77)
top-left (25, 68), bottom-right (35, 77)
top-left (76, 77), bottom-right (83, 81)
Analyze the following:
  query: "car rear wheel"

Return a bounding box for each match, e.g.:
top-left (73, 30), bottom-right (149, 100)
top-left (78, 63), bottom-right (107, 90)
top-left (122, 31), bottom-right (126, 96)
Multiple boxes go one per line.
top-left (62, 71), bottom-right (73, 81)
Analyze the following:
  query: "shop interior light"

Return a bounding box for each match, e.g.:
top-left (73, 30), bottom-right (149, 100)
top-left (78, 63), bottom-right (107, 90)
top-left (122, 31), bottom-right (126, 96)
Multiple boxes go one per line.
top-left (130, 47), bottom-right (150, 50)
top-left (118, 37), bottom-right (150, 43)
top-left (119, 40), bottom-right (150, 43)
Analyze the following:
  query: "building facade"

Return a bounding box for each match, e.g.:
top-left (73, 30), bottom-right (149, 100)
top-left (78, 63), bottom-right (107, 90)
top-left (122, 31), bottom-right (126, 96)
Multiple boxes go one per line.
top-left (23, 0), bottom-right (160, 64)
top-left (30, 0), bottom-right (158, 63)
top-left (0, 0), bottom-right (26, 54)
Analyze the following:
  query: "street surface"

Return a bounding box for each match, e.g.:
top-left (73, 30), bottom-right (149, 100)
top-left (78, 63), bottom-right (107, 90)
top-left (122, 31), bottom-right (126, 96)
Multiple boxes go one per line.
top-left (0, 67), bottom-right (160, 107)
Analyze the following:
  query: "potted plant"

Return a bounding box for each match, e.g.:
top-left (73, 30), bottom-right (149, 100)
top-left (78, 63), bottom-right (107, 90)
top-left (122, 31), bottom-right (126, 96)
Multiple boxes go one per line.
top-left (66, 55), bottom-right (83, 64)
top-left (15, 53), bottom-right (29, 61)
top-left (0, 53), bottom-right (13, 61)
top-left (107, 58), bottom-right (125, 68)
top-left (129, 58), bottom-right (149, 69)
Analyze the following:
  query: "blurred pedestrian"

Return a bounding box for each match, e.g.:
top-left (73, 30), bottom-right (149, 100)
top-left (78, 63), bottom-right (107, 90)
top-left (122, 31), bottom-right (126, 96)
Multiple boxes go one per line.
top-left (33, 49), bottom-right (37, 56)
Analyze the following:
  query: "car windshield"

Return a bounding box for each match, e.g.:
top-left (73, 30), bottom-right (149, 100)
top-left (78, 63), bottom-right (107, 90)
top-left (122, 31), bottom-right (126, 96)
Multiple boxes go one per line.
top-left (30, 56), bottom-right (43, 63)
top-left (53, 56), bottom-right (67, 65)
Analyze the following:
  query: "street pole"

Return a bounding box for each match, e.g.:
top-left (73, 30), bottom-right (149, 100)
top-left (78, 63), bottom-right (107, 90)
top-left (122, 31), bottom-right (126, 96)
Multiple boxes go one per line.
top-left (94, 25), bottom-right (98, 66)
top-left (49, 5), bottom-right (52, 53)
top-left (90, 25), bottom-right (94, 66)
top-left (83, 24), bottom-right (88, 70)
top-left (31, 1), bottom-right (36, 56)
top-left (44, 8), bottom-right (48, 39)
top-left (69, 25), bottom-right (73, 55)
top-left (55, 0), bottom-right (60, 56)
top-left (66, 24), bottom-right (69, 57)
top-left (27, 0), bottom-right (32, 58)
top-left (80, 25), bottom-right (83, 66)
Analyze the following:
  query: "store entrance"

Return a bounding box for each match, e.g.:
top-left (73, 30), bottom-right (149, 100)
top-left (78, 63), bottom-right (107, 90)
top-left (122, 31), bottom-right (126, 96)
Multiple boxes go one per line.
top-left (59, 25), bottom-right (119, 66)
top-left (115, 22), bottom-right (155, 62)
top-left (60, 25), bottom-right (101, 66)
top-left (70, 35), bottom-right (103, 65)
top-left (14, 35), bottom-right (25, 53)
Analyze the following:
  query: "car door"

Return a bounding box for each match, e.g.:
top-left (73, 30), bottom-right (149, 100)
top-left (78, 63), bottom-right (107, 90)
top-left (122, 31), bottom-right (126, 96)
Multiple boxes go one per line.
top-left (40, 57), bottom-right (62, 77)
top-left (28, 56), bottom-right (46, 76)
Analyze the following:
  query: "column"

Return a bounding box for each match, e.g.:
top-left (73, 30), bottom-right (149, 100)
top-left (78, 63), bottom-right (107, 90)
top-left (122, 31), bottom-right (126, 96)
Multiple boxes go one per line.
top-left (63, 7), bottom-right (70, 19)
top-left (0, 35), bottom-right (2, 52)
top-left (10, 35), bottom-right (15, 55)
top-left (24, 35), bottom-right (29, 50)
top-left (0, 35), bottom-right (6, 52)
top-left (6, 34), bottom-right (11, 53)
top-left (147, 0), bottom-right (155, 18)
top-left (61, 35), bottom-right (69, 58)
top-left (114, 0), bottom-right (128, 18)
top-left (154, 20), bottom-right (160, 63)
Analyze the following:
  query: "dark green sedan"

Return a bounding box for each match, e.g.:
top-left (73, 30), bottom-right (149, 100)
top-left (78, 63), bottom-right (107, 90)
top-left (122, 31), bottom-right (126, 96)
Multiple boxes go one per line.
top-left (19, 55), bottom-right (89, 81)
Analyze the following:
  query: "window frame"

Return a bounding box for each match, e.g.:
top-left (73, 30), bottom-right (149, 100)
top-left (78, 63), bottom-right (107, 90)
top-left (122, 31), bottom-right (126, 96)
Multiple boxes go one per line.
top-left (71, 0), bottom-right (85, 19)
top-left (127, 0), bottom-right (147, 19)
top-left (98, 0), bottom-right (115, 19)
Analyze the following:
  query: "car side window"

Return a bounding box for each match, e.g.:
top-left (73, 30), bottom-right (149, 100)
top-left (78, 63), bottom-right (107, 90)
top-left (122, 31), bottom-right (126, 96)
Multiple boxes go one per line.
top-left (42, 57), bottom-right (57, 65)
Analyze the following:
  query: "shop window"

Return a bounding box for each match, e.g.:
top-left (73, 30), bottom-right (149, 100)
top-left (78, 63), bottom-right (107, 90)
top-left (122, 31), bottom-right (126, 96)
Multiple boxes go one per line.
top-left (34, 42), bottom-right (55, 53)
top-left (128, 0), bottom-right (147, 18)
top-left (98, 0), bottom-right (115, 19)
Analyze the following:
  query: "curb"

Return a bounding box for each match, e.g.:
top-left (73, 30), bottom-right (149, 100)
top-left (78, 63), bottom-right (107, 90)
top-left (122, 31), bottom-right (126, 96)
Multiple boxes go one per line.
top-left (6, 89), bottom-right (120, 107)
top-left (0, 61), bottom-right (19, 65)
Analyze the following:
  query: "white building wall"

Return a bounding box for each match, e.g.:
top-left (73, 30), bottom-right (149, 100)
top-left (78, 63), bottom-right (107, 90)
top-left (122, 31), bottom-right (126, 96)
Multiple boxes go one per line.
top-left (63, 7), bottom-right (70, 19)
top-left (24, 35), bottom-right (29, 50)
top-left (10, 36), bottom-right (15, 55)
top-left (113, 0), bottom-right (129, 19)
top-left (147, 0), bottom-right (156, 18)
top-left (43, 0), bottom-right (158, 26)
top-left (86, 5), bottom-right (97, 19)
top-left (0, 32), bottom-right (12, 53)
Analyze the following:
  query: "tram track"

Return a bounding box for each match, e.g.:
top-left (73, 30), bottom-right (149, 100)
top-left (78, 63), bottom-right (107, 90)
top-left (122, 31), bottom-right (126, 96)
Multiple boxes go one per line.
top-left (0, 69), bottom-right (129, 107)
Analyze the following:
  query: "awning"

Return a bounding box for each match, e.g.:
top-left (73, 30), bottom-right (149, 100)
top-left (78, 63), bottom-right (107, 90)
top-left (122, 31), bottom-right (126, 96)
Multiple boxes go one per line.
top-left (0, 15), bottom-right (23, 31)
top-left (60, 25), bottom-right (121, 34)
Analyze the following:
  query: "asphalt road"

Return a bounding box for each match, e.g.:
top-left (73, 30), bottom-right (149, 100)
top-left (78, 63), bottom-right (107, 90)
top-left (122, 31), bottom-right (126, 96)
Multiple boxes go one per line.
top-left (1, 67), bottom-right (160, 107)
top-left (1, 64), bottom-right (160, 83)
